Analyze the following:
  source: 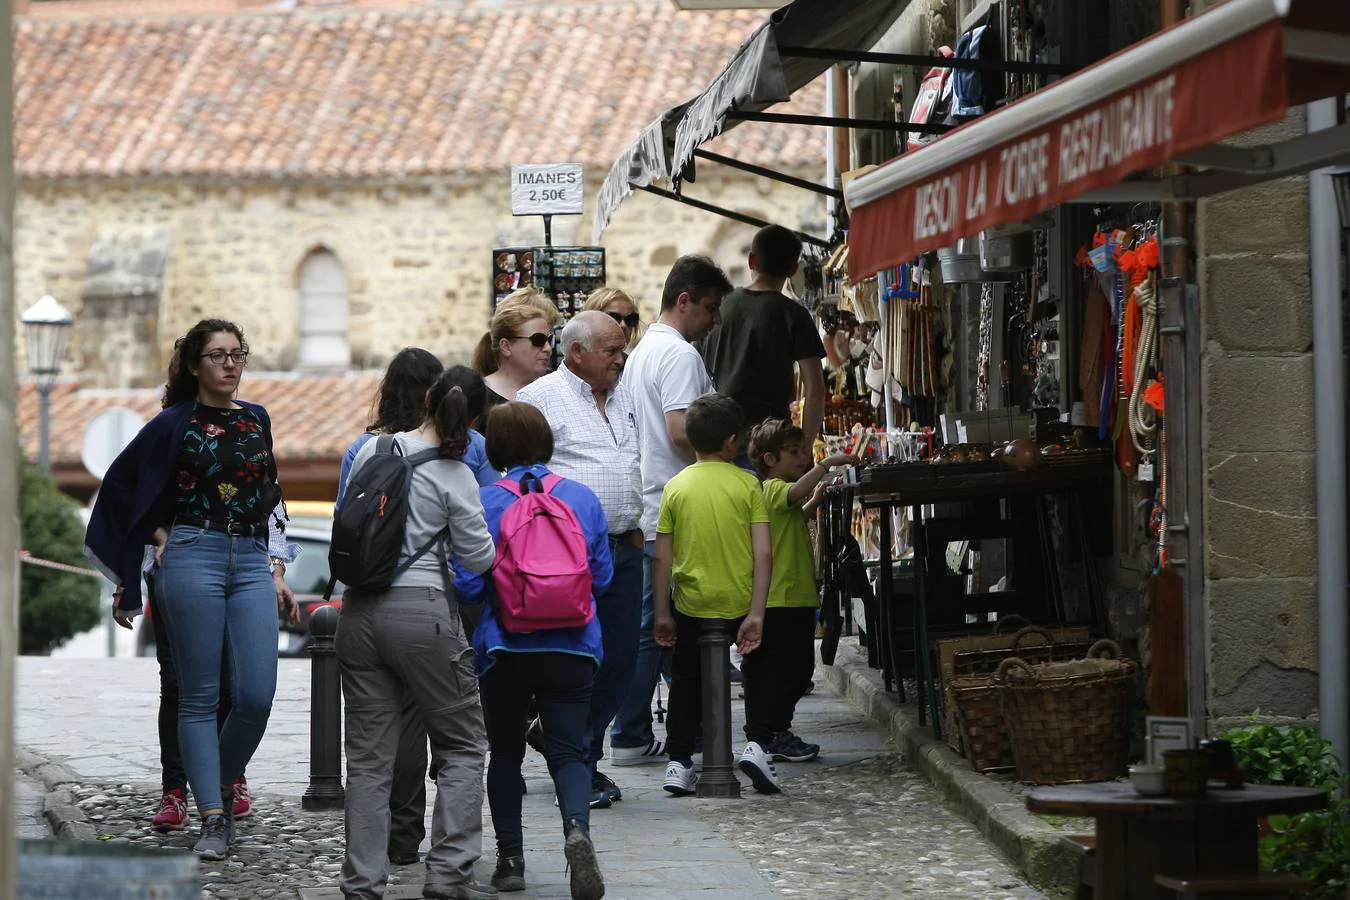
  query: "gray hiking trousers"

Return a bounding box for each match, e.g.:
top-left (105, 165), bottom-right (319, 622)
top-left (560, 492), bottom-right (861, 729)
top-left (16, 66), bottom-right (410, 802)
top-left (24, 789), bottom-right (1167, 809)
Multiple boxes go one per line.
top-left (337, 586), bottom-right (486, 899)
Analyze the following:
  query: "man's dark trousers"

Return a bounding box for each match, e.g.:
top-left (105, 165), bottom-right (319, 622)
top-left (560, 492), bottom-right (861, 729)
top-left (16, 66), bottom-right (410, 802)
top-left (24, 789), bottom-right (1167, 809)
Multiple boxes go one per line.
top-left (584, 536), bottom-right (644, 773)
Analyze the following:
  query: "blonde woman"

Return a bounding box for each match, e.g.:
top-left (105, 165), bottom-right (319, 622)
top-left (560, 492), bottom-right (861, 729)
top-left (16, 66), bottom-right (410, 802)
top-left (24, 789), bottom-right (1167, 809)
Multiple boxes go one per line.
top-left (584, 286), bottom-right (641, 350)
top-left (473, 288), bottom-right (562, 426)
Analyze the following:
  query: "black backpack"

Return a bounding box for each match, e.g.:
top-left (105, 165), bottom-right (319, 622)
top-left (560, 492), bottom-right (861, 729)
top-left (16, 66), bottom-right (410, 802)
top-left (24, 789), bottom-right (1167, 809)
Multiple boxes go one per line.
top-left (325, 435), bottom-right (446, 598)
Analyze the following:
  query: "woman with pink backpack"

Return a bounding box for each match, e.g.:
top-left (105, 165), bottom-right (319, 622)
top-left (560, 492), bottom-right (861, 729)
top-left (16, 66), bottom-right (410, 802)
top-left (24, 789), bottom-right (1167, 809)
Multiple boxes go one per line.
top-left (453, 401), bottom-right (613, 900)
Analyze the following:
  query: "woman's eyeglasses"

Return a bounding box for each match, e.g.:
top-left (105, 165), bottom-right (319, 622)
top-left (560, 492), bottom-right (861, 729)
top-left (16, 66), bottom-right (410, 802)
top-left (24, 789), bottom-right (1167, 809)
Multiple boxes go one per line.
top-left (608, 312), bottom-right (640, 330)
top-left (510, 332), bottom-right (554, 348)
top-left (201, 350), bottom-right (249, 366)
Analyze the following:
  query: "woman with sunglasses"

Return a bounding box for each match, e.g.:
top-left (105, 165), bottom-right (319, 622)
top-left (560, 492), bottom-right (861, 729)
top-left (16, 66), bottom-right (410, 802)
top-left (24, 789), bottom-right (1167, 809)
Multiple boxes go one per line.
top-left (584, 287), bottom-right (641, 351)
top-left (85, 318), bottom-right (300, 861)
top-left (473, 288), bottom-right (561, 429)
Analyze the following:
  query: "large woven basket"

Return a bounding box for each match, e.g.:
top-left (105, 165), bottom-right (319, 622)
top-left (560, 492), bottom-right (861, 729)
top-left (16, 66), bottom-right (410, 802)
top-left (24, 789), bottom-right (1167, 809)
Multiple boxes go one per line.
top-left (948, 626), bottom-right (1072, 772)
top-left (949, 675), bottom-right (1015, 772)
top-left (993, 639), bottom-right (1137, 785)
top-left (935, 616), bottom-right (1091, 755)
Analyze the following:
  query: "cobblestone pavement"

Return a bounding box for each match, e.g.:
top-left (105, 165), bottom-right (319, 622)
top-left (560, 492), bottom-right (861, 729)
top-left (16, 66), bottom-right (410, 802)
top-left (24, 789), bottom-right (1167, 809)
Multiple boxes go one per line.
top-left (18, 656), bottom-right (1049, 898)
top-left (704, 754), bottom-right (1048, 900)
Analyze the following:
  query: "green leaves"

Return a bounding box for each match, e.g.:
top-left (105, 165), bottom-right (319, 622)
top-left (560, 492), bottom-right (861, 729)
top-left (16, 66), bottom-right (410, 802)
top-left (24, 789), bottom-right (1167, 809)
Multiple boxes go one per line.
top-left (1222, 718), bottom-right (1349, 898)
top-left (19, 465), bottom-right (102, 655)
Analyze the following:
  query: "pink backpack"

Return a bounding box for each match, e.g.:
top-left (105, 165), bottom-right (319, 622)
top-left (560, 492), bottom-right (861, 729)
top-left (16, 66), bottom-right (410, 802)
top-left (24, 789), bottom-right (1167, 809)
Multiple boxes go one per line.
top-left (492, 473), bottom-right (595, 634)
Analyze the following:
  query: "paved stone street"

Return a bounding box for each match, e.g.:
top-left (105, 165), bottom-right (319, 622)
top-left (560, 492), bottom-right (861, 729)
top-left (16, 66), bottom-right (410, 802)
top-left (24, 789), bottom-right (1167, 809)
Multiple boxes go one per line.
top-left (17, 655), bottom-right (1048, 898)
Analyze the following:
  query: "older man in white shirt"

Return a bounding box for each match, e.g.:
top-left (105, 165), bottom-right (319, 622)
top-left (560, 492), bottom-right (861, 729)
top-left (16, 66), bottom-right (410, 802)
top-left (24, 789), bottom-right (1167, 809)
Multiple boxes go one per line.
top-left (517, 309), bottom-right (643, 809)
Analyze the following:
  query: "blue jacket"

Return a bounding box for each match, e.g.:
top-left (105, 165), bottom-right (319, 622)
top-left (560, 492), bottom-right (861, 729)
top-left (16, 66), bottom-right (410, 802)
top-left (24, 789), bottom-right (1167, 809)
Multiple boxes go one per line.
top-left (454, 464), bottom-right (613, 675)
top-left (337, 429), bottom-right (499, 508)
top-left (83, 399), bottom-right (295, 615)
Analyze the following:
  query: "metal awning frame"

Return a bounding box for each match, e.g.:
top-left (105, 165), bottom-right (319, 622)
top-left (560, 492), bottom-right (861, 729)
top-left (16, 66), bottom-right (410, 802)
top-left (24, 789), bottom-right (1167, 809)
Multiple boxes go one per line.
top-left (632, 182), bottom-right (831, 248)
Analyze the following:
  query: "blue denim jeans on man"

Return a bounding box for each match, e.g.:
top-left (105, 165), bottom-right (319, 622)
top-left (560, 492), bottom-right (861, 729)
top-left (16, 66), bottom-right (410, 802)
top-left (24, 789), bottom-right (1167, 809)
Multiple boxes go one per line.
top-left (153, 525), bottom-right (279, 816)
top-left (610, 540), bottom-right (672, 750)
top-left (585, 537), bottom-right (644, 769)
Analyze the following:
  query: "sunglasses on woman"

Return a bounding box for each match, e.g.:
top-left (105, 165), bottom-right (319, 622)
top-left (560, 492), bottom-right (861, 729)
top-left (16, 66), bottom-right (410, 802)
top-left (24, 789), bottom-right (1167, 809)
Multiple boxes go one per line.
top-left (608, 312), bottom-right (640, 330)
top-left (510, 332), bottom-right (554, 348)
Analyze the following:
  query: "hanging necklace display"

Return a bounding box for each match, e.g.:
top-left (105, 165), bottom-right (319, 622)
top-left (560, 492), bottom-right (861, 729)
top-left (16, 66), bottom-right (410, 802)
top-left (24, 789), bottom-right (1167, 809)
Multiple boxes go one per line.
top-left (976, 283), bottom-right (994, 411)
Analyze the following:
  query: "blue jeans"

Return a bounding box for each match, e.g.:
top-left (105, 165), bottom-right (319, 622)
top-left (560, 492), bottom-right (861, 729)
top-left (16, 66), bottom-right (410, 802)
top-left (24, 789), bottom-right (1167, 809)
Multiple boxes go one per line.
top-left (610, 540), bottom-right (672, 749)
top-left (585, 537), bottom-right (644, 769)
top-left (482, 651), bottom-right (594, 855)
top-left (154, 526), bottom-right (278, 816)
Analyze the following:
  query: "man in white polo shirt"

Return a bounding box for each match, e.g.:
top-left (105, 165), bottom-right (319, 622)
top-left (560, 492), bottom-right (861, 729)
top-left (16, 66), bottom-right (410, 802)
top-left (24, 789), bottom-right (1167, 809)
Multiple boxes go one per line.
top-left (517, 310), bottom-right (643, 809)
top-left (608, 255), bottom-right (733, 765)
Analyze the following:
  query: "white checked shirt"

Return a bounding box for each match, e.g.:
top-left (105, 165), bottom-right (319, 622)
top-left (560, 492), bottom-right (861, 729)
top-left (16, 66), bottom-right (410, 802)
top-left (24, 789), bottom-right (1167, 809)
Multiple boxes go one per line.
top-left (516, 363), bottom-right (643, 534)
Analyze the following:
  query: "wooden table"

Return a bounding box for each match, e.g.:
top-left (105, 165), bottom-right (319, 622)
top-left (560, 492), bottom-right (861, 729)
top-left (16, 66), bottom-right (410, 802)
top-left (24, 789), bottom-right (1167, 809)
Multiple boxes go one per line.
top-left (1026, 782), bottom-right (1329, 899)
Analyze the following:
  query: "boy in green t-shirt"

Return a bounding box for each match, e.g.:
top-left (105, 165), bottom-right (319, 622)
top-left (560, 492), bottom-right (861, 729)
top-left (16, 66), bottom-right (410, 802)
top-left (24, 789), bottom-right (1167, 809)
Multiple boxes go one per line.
top-left (746, 419), bottom-right (854, 764)
top-left (652, 393), bottom-right (778, 795)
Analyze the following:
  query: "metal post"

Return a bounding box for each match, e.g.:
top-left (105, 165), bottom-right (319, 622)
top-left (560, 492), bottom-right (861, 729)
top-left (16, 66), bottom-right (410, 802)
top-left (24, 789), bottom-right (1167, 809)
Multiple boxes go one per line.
top-left (695, 619), bottom-right (740, 799)
top-left (302, 605), bottom-right (345, 811)
top-left (36, 381), bottom-right (50, 471)
top-left (1, 0), bottom-right (18, 887)
top-left (1308, 98), bottom-right (1348, 768)
top-left (542, 214), bottom-right (553, 250)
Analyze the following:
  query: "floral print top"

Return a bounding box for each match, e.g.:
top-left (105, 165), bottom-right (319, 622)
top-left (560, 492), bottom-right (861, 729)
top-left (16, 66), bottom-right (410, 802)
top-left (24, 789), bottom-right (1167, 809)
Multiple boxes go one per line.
top-left (173, 403), bottom-right (273, 525)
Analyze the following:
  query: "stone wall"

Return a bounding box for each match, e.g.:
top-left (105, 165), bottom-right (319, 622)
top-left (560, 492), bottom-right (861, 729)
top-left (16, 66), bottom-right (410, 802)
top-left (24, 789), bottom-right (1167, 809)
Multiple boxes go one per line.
top-left (13, 168), bottom-right (825, 387)
top-left (1196, 110), bottom-right (1319, 719)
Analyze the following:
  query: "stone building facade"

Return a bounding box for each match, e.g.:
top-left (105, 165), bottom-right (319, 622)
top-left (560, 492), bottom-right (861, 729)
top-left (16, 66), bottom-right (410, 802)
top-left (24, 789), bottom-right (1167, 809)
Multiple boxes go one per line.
top-left (14, 169), bottom-right (824, 389)
top-left (1197, 111), bottom-right (1320, 720)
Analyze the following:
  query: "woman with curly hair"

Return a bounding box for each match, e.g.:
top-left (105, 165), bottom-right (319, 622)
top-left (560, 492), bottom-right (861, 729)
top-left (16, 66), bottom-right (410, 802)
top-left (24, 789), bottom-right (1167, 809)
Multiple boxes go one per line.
top-left (85, 318), bottom-right (300, 860)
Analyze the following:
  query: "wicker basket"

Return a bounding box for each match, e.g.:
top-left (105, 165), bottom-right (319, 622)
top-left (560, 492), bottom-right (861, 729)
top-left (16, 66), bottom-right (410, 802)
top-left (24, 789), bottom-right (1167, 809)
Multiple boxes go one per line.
top-left (935, 617), bottom-right (1092, 751)
top-left (994, 639), bottom-right (1138, 785)
top-left (947, 627), bottom-right (1063, 772)
top-left (950, 675), bottom-right (1015, 772)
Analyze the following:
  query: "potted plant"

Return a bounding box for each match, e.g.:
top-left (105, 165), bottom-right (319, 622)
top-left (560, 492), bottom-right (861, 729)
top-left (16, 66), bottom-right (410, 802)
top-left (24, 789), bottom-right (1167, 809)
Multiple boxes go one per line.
top-left (1220, 719), bottom-right (1350, 898)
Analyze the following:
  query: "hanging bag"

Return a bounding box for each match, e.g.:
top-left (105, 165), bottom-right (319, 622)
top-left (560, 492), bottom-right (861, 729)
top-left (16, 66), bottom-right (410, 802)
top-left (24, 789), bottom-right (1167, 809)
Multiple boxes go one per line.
top-left (492, 472), bottom-right (595, 634)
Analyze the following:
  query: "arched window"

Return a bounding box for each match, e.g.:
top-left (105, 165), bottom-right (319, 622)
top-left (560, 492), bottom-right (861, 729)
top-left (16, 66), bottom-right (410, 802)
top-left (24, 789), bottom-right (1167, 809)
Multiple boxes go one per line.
top-left (297, 249), bottom-right (351, 369)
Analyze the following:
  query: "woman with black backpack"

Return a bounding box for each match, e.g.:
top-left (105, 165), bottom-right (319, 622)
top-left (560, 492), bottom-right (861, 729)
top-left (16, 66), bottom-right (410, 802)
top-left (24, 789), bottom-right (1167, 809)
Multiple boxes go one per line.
top-left (336, 370), bottom-right (496, 900)
top-left (454, 401), bottom-right (612, 900)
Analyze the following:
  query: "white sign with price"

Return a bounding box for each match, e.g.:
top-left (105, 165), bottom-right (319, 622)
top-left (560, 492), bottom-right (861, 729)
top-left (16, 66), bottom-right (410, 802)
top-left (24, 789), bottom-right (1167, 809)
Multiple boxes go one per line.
top-left (511, 164), bottom-right (584, 216)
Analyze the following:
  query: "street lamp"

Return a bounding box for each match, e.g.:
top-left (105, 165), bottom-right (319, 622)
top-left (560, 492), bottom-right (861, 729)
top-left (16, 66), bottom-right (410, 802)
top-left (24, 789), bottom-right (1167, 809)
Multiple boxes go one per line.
top-left (21, 295), bottom-right (73, 471)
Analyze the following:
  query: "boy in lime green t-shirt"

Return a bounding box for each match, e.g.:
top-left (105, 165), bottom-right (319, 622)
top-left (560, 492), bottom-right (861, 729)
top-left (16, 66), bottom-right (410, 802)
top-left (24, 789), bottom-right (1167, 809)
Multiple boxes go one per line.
top-left (747, 418), bottom-right (854, 764)
top-left (652, 393), bottom-right (779, 795)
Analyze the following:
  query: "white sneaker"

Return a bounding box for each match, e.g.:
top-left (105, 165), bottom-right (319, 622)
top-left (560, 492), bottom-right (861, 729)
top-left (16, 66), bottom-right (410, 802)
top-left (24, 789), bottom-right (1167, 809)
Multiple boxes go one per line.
top-left (662, 760), bottom-right (698, 796)
top-left (737, 741), bottom-right (782, 794)
top-left (610, 739), bottom-right (667, 766)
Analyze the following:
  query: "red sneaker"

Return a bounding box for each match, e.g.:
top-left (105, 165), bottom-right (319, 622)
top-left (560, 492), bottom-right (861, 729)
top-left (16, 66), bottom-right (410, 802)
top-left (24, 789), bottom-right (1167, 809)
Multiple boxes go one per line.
top-left (152, 788), bottom-right (189, 833)
top-left (231, 776), bottom-right (253, 819)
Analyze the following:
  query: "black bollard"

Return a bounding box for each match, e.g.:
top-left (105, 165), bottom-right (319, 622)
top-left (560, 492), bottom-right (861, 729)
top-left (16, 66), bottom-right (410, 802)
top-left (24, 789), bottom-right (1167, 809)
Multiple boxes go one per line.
top-left (696, 619), bottom-right (740, 799)
top-left (302, 604), bottom-right (345, 811)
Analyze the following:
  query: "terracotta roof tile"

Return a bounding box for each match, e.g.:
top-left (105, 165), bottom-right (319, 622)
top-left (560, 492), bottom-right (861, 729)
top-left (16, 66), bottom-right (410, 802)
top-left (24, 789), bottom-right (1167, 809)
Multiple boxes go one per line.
top-left (15, 0), bottom-right (827, 179)
top-left (17, 372), bottom-right (382, 468)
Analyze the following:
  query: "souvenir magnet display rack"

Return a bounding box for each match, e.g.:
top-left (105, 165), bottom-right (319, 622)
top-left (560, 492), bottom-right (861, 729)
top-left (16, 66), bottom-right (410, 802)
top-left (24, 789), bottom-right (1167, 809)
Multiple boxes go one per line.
top-left (489, 245), bottom-right (606, 319)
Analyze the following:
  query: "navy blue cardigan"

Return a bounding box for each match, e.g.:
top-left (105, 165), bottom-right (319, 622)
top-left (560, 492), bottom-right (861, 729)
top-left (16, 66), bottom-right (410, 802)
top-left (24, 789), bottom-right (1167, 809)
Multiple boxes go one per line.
top-left (84, 399), bottom-right (283, 615)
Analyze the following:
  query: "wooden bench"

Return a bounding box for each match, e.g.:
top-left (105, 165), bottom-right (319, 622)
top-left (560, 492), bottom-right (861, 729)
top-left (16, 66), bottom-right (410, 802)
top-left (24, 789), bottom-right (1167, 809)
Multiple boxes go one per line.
top-left (1061, 834), bottom-right (1098, 899)
top-left (1154, 873), bottom-right (1311, 899)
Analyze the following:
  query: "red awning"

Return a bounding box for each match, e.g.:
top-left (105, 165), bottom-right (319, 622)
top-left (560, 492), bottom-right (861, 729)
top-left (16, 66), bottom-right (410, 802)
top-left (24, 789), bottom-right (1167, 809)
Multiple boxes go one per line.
top-left (845, 0), bottom-right (1350, 283)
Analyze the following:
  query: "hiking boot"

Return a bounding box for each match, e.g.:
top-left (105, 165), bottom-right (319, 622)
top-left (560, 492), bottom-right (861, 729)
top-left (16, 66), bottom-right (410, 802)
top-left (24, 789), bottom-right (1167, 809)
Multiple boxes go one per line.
top-left (610, 739), bottom-right (666, 766)
top-left (152, 788), bottom-right (189, 833)
top-left (737, 741), bottom-right (782, 794)
top-left (662, 760), bottom-right (697, 796)
top-left (767, 730), bottom-right (821, 763)
top-left (591, 770), bottom-right (622, 803)
top-left (423, 879), bottom-right (499, 899)
top-left (564, 820), bottom-right (605, 900)
top-left (193, 814), bottom-right (231, 860)
top-left (231, 776), bottom-right (253, 819)
top-left (491, 855), bottom-right (526, 892)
